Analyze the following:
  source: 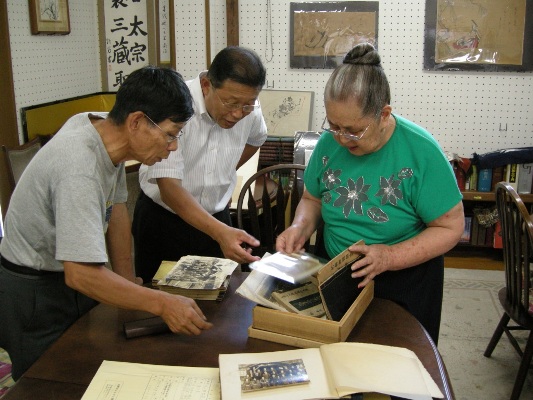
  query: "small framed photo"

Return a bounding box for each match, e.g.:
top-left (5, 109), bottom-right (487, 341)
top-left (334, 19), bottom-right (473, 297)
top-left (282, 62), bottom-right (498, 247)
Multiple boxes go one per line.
top-left (29, 0), bottom-right (71, 35)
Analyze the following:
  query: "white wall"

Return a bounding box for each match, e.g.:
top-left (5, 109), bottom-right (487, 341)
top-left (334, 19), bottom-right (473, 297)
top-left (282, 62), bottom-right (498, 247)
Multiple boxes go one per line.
top-left (7, 0), bottom-right (101, 142)
top-left (7, 0), bottom-right (533, 158)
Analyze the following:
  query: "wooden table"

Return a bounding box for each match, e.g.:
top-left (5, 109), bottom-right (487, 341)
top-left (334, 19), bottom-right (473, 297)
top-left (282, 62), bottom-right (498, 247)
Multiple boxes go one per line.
top-left (4, 272), bottom-right (454, 399)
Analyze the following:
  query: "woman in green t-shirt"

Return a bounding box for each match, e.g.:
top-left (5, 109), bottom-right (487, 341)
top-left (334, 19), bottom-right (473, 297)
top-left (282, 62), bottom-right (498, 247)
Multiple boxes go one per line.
top-left (276, 43), bottom-right (464, 344)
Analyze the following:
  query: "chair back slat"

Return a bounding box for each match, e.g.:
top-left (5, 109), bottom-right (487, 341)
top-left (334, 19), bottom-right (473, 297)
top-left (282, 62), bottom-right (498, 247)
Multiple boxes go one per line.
top-left (236, 163), bottom-right (322, 261)
top-left (495, 182), bottom-right (533, 314)
top-left (261, 174), bottom-right (275, 250)
top-left (246, 186), bottom-right (260, 240)
top-left (275, 176), bottom-right (286, 236)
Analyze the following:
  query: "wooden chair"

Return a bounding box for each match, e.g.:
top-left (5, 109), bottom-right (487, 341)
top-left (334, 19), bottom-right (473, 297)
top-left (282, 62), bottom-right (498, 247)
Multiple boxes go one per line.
top-left (1, 137), bottom-right (43, 190)
top-left (484, 182), bottom-right (533, 400)
top-left (236, 163), bottom-right (324, 268)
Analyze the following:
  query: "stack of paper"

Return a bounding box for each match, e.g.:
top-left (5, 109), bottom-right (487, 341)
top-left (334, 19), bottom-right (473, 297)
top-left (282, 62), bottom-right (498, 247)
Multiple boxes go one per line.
top-left (153, 256), bottom-right (238, 301)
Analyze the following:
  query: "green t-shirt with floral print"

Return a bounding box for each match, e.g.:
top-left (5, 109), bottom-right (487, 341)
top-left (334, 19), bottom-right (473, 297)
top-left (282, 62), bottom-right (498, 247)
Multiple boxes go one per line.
top-left (305, 114), bottom-right (462, 258)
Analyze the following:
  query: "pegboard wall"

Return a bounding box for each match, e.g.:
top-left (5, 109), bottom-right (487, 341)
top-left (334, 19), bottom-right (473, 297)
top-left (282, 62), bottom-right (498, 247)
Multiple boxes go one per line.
top-left (7, 0), bottom-right (101, 143)
top-left (6, 0), bottom-right (532, 157)
top-left (174, 0), bottom-right (533, 157)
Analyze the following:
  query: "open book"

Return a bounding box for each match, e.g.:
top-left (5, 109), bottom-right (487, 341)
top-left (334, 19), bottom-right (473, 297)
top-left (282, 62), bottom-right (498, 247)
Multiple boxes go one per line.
top-left (81, 360), bottom-right (220, 400)
top-left (219, 342), bottom-right (443, 400)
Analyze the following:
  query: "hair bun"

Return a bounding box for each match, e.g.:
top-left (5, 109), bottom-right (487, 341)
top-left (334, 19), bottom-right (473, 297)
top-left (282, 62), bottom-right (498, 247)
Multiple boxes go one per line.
top-left (343, 43), bottom-right (380, 66)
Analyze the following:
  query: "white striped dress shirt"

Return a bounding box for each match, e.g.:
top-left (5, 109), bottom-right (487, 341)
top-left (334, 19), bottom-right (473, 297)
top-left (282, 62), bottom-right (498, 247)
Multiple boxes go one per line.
top-left (139, 71), bottom-right (267, 214)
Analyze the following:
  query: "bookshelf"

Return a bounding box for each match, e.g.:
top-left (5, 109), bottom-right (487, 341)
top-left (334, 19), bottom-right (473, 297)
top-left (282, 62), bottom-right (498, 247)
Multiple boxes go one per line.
top-left (447, 189), bottom-right (533, 269)
top-left (461, 190), bottom-right (533, 203)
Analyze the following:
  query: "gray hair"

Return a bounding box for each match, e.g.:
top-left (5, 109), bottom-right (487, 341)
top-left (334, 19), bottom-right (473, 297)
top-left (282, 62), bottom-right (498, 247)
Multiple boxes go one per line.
top-left (324, 43), bottom-right (390, 118)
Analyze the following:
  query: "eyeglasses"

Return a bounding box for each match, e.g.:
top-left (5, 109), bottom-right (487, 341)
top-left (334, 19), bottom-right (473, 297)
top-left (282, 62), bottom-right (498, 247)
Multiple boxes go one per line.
top-left (144, 114), bottom-right (184, 142)
top-left (321, 112), bottom-right (381, 141)
top-left (211, 85), bottom-right (260, 113)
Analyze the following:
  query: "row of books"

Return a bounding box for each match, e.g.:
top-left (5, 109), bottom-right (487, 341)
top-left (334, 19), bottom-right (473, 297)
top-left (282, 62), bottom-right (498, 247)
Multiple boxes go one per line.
top-left (460, 216), bottom-right (502, 249)
top-left (462, 163), bottom-right (533, 193)
top-left (258, 136), bottom-right (294, 168)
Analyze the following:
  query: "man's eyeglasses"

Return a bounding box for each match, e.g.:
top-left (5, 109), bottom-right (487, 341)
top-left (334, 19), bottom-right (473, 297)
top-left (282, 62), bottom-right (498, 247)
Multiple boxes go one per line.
top-left (144, 114), bottom-right (184, 142)
top-left (321, 112), bottom-right (381, 141)
top-left (211, 85), bottom-right (260, 113)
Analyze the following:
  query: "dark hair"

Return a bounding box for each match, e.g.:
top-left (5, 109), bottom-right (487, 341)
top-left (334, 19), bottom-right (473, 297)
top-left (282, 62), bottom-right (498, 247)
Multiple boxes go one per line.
top-left (324, 43), bottom-right (390, 117)
top-left (207, 46), bottom-right (266, 89)
top-left (108, 66), bottom-right (194, 125)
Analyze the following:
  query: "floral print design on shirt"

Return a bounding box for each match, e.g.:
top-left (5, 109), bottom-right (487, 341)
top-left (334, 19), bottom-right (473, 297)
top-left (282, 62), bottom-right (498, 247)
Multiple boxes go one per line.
top-left (398, 168), bottom-right (413, 180)
top-left (333, 177), bottom-right (371, 217)
top-left (322, 168), bottom-right (341, 190)
top-left (322, 162), bottom-right (413, 222)
top-left (375, 174), bottom-right (403, 206)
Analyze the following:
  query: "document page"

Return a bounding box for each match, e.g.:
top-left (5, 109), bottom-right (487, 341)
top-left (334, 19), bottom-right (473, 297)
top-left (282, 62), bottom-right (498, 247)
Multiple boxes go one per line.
top-left (81, 361), bottom-right (220, 400)
top-left (320, 343), bottom-right (443, 400)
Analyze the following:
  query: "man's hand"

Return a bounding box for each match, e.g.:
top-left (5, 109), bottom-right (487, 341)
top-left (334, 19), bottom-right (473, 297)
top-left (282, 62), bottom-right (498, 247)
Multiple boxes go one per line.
top-left (216, 226), bottom-right (261, 264)
top-left (158, 292), bottom-right (213, 335)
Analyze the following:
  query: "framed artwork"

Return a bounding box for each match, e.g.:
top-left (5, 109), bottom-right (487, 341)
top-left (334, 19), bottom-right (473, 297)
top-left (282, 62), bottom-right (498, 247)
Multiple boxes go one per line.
top-left (99, 0), bottom-right (150, 90)
top-left (290, 1), bottom-right (379, 69)
top-left (259, 90), bottom-right (314, 137)
top-left (29, 0), bottom-right (70, 35)
top-left (156, 0), bottom-right (174, 67)
top-left (424, 0), bottom-right (533, 72)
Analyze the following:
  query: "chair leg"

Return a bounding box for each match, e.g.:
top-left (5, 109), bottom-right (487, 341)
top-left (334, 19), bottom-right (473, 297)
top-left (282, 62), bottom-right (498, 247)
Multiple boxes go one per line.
top-left (510, 330), bottom-right (533, 400)
top-left (484, 313), bottom-right (511, 357)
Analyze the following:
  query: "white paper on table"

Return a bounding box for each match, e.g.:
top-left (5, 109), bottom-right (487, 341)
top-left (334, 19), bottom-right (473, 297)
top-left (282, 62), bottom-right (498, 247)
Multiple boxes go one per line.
top-left (81, 360), bottom-right (220, 400)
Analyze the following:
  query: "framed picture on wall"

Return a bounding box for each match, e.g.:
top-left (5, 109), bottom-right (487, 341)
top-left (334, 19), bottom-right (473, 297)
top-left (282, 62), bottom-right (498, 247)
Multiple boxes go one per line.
top-left (156, 0), bottom-right (175, 67)
top-left (29, 0), bottom-right (71, 35)
top-left (423, 0), bottom-right (533, 72)
top-left (259, 90), bottom-right (314, 137)
top-left (290, 1), bottom-right (379, 69)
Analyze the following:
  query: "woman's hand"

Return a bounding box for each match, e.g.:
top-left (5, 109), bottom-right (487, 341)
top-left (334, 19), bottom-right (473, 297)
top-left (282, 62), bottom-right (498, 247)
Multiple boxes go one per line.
top-left (349, 243), bottom-right (393, 288)
top-left (276, 224), bottom-right (308, 254)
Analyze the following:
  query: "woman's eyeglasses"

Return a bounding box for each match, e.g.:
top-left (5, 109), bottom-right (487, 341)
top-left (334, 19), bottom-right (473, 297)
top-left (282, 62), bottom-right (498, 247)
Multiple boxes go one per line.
top-left (320, 112), bottom-right (381, 141)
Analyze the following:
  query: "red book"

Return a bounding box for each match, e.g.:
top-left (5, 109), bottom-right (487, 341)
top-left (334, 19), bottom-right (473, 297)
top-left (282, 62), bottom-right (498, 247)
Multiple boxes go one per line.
top-left (491, 166), bottom-right (504, 191)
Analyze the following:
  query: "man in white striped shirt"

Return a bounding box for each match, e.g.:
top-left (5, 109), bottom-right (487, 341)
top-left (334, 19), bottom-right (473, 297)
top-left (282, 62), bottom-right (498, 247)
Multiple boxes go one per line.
top-left (133, 47), bottom-right (267, 283)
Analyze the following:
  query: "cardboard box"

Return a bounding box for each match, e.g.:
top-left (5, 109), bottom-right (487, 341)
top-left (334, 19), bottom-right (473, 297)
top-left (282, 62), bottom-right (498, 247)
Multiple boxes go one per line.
top-left (249, 281), bottom-right (374, 348)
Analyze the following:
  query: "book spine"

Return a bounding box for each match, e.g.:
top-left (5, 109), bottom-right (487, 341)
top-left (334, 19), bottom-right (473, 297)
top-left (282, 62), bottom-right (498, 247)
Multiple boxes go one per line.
top-left (517, 163), bottom-right (533, 194)
top-left (468, 165), bottom-right (478, 191)
top-left (493, 221), bottom-right (503, 249)
top-left (459, 216), bottom-right (472, 244)
top-left (477, 169), bottom-right (492, 192)
top-left (505, 164), bottom-right (519, 190)
top-left (453, 163), bottom-right (466, 191)
top-left (490, 166), bottom-right (504, 191)
top-left (470, 216), bottom-right (479, 246)
top-left (485, 225), bottom-right (495, 247)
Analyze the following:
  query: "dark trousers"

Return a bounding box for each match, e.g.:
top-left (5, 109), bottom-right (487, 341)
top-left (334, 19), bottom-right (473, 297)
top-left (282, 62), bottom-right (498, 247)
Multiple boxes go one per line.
top-left (0, 258), bottom-right (97, 381)
top-left (373, 256), bottom-right (444, 345)
top-left (131, 191), bottom-right (232, 284)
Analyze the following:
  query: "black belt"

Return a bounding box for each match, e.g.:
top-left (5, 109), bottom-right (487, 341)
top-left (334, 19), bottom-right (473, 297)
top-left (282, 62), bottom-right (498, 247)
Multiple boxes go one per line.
top-left (0, 255), bottom-right (60, 276)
